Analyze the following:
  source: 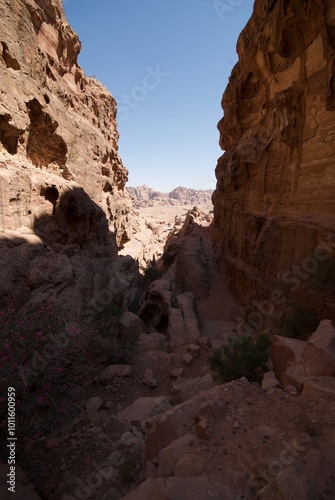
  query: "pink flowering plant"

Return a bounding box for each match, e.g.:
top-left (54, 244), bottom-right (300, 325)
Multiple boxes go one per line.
top-left (0, 300), bottom-right (88, 449)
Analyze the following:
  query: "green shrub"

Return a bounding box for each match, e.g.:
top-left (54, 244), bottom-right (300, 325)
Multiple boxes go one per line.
top-left (281, 302), bottom-right (319, 340)
top-left (208, 334), bottom-right (271, 382)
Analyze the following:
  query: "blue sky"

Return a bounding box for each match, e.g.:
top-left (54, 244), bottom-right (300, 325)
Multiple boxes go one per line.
top-left (64, 0), bottom-right (254, 192)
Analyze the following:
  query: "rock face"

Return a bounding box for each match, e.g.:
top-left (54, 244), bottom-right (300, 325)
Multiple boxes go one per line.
top-left (213, 0), bottom-right (335, 317)
top-left (270, 319), bottom-right (335, 399)
top-left (0, 0), bottom-right (136, 310)
top-left (128, 185), bottom-right (213, 208)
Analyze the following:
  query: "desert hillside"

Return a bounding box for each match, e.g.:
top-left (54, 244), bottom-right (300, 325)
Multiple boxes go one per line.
top-left (127, 185), bottom-right (213, 208)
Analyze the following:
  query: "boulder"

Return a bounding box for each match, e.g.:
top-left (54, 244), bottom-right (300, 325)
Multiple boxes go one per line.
top-left (138, 332), bottom-right (166, 352)
top-left (187, 343), bottom-right (201, 358)
top-left (269, 335), bottom-right (306, 384)
top-left (157, 433), bottom-right (198, 477)
top-left (281, 363), bottom-right (307, 392)
top-left (169, 374), bottom-right (215, 405)
top-left (99, 364), bottom-right (133, 385)
top-left (198, 336), bottom-right (213, 350)
top-left (261, 371), bottom-right (281, 392)
top-left (143, 368), bottom-right (158, 389)
top-left (300, 320), bottom-right (335, 377)
top-left (275, 465), bottom-right (322, 500)
top-left (182, 353), bottom-right (193, 367)
top-left (138, 279), bottom-right (172, 328)
top-left (176, 292), bottom-right (202, 342)
top-left (170, 368), bottom-right (184, 379)
top-left (301, 376), bottom-right (335, 400)
top-left (168, 308), bottom-right (186, 345)
top-left (120, 311), bottom-right (148, 335)
top-left (135, 350), bottom-right (173, 373)
top-left (106, 416), bottom-right (132, 439)
top-left (85, 396), bottom-right (104, 412)
top-left (116, 396), bottom-right (169, 425)
top-left (174, 454), bottom-right (206, 477)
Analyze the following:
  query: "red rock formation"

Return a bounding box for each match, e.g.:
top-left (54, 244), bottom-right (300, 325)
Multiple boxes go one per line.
top-left (213, 0), bottom-right (335, 318)
top-left (0, 0), bottom-right (137, 311)
top-left (0, 0), bottom-right (133, 246)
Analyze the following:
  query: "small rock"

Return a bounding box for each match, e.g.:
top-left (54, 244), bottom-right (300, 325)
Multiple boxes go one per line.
top-left (170, 368), bottom-right (184, 379)
top-left (145, 461), bottom-right (158, 479)
top-left (174, 453), bottom-right (206, 477)
top-left (120, 431), bottom-right (142, 452)
top-left (105, 401), bottom-right (114, 410)
top-left (195, 418), bottom-right (211, 440)
top-left (200, 365), bottom-right (209, 376)
top-left (239, 377), bottom-right (249, 385)
top-left (182, 353), bottom-right (193, 367)
top-left (284, 384), bottom-right (298, 395)
top-left (187, 344), bottom-right (201, 358)
top-left (85, 395), bottom-right (104, 411)
top-left (261, 371), bottom-right (281, 391)
top-left (85, 410), bottom-right (100, 426)
top-left (99, 364), bottom-right (133, 385)
top-left (198, 336), bottom-right (212, 350)
top-left (143, 368), bottom-right (158, 388)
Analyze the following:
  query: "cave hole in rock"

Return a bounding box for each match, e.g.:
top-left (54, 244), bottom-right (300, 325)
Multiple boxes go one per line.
top-left (156, 314), bottom-right (169, 334)
top-left (26, 98), bottom-right (67, 167)
top-left (103, 181), bottom-right (113, 193)
top-left (0, 114), bottom-right (23, 155)
top-left (1, 42), bottom-right (20, 70)
top-left (41, 185), bottom-right (59, 206)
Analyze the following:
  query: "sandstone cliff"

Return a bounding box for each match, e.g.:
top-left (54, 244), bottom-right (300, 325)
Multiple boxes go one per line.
top-left (0, 0), bottom-right (136, 311)
top-left (213, 0), bottom-right (335, 320)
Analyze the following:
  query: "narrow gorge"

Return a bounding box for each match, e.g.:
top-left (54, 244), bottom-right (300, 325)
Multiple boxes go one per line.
top-left (0, 1), bottom-right (335, 500)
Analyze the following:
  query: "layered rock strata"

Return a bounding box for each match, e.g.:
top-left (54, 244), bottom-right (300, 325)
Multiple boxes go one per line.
top-left (213, 0), bottom-right (335, 318)
top-left (0, 0), bottom-right (136, 310)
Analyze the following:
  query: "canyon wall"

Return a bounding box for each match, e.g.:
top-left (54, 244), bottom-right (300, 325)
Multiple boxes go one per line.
top-left (213, 0), bottom-right (335, 319)
top-left (0, 0), bottom-right (137, 311)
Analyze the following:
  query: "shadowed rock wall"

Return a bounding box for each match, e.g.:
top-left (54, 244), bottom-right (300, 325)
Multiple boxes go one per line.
top-left (213, 0), bottom-right (335, 317)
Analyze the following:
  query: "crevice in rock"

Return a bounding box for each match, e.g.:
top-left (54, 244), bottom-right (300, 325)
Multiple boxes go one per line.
top-left (0, 114), bottom-right (23, 154)
top-left (1, 42), bottom-right (20, 70)
top-left (41, 185), bottom-right (59, 205)
top-left (26, 98), bottom-right (67, 168)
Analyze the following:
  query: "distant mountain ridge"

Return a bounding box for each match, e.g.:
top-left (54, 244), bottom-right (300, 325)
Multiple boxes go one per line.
top-left (127, 185), bottom-right (213, 208)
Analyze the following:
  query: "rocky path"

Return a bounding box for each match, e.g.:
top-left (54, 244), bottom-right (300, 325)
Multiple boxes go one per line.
top-left (8, 212), bottom-right (335, 500)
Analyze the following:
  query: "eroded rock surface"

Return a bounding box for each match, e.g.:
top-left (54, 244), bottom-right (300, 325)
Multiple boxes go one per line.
top-left (0, 0), bottom-right (137, 310)
top-left (213, 0), bottom-right (335, 319)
